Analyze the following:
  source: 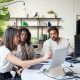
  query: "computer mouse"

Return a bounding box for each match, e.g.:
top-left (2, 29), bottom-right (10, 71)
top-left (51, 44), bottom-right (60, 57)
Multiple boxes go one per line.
top-left (65, 71), bottom-right (74, 76)
top-left (65, 56), bottom-right (73, 60)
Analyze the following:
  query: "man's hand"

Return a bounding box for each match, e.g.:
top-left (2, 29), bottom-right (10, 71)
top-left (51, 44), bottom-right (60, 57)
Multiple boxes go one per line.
top-left (48, 52), bottom-right (53, 59)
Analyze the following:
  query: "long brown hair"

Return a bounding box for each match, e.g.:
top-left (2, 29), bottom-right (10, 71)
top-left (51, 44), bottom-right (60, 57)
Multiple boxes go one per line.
top-left (1, 27), bottom-right (18, 51)
top-left (19, 28), bottom-right (31, 46)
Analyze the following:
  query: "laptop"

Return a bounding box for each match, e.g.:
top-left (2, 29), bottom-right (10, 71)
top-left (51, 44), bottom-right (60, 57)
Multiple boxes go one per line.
top-left (28, 48), bottom-right (68, 71)
top-left (50, 48), bottom-right (68, 69)
top-left (28, 64), bottom-right (44, 70)
top-left (48, 48), bottom-right (68, 77)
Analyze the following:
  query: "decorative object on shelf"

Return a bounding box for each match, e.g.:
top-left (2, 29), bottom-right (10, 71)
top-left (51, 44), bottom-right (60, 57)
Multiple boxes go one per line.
top-left (34, 12), bottom-right (39, 18)
top-left (21, 21), bottom-right (28, 27)
top-left (43, 34), bottom-right (47, 41)
top-left (48, 21), bottom-right (52, 27)
top-left (47, 10), bottom-right (57, 18)
top-left (27, 13), bottom-right (29, 18)
top-left (39, 34), bottom-right (47, 41)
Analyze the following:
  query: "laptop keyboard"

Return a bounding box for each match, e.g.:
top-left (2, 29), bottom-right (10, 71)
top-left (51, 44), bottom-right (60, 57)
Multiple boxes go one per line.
top-left (28, 64), bottom-right (44, 70)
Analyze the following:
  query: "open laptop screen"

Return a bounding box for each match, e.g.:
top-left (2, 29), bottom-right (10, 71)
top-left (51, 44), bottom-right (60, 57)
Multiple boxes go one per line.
top-left (50, 48), bottom-right (68, 69)
top-left (28, 48), bottom-right (68, 70)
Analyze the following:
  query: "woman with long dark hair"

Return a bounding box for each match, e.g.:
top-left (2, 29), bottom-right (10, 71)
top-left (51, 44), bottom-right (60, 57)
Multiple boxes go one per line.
top-left (15, 28), bottom-right (36, 60)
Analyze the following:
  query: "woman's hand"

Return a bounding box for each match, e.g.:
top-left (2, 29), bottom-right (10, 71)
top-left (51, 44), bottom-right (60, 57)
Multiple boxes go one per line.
top-left (16, 68), bottom-right (24, 75)
top-left (43, 52), bottom-right (53, 60)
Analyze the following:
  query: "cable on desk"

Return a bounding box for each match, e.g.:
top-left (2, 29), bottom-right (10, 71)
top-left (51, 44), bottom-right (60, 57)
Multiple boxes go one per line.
top-left (42, 69), bottom-right (74, 80)
top-left (63, 67), bottom-right (75, 75)
top-left (63, 67), bottom-right (80, 80)
top-left (63, 67), bottom-right (79, 75)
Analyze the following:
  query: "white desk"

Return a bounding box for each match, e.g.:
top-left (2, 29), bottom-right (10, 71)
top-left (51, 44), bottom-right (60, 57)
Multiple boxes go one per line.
top-left (21, 62), bottom-right (80, 80)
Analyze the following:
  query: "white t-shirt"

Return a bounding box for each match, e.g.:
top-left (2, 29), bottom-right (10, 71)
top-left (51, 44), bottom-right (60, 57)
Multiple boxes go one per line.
top-left (0, 45), bottom-right (13, 73)
top-left (43, 37), bottom-right (74, 55)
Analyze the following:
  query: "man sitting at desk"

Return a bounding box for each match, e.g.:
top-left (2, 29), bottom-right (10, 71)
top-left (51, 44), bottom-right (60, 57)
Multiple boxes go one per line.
top-left (42, 27), bottom-right (74, 56)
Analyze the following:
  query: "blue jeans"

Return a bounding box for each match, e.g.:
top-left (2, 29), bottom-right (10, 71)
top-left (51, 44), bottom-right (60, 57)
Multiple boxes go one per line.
top-left (0, 72), bottom-right (21, 80)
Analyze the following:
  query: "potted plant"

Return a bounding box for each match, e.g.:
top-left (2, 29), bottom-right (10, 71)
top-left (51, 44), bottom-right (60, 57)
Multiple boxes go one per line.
top-left (0, 0), bottom-right (14, 37)
top-left (0, 0), bottom-right (13, 3)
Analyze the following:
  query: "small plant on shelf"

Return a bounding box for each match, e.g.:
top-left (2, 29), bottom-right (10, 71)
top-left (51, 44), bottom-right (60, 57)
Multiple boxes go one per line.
top-left (47, 10), bottom-right (57, 18)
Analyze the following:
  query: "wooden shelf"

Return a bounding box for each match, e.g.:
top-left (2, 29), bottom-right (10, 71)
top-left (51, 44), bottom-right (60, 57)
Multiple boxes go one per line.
top-left (10, 26), bottom-right (61, 28)
top-left (10, 17), bottom-right (61, 20)
top-left (9, 17), bottom-right (62, 42)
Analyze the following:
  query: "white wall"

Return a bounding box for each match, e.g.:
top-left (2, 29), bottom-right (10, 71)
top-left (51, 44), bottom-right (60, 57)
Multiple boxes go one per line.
top-left (7, 0), bottom-right (80, 47)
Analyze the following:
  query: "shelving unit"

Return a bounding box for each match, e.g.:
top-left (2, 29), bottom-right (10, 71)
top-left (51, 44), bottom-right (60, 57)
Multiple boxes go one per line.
top-left (9, 17), bottom-right (61, 42)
